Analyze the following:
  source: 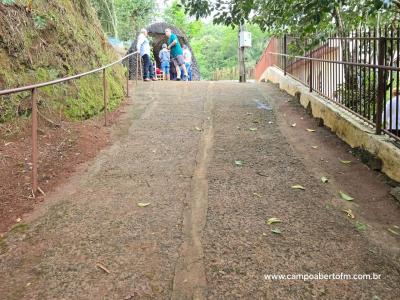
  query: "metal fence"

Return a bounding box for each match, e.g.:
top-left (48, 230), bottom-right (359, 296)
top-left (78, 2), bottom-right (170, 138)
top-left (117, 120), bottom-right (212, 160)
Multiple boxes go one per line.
top-left (0, 52), bottom-right (141, 196)
top-left (212, 66), bottom-right (255, 81)
top-left (259, 27), bottom-right (400, 141)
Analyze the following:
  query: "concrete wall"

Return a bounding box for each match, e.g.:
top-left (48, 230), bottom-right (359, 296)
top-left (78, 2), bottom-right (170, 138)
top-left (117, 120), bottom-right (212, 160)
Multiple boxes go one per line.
top-left (263, 66), bottom-right (400, 182)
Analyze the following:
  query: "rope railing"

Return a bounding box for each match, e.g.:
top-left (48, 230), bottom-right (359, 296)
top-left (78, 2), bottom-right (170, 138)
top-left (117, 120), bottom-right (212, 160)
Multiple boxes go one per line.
top-left (0, 51), bottom-right (141, 196)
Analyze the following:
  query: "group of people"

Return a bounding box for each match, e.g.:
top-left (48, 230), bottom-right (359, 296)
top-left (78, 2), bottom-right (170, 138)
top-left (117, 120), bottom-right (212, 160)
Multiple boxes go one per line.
top-left (136, 28), bottom-right (192, 82)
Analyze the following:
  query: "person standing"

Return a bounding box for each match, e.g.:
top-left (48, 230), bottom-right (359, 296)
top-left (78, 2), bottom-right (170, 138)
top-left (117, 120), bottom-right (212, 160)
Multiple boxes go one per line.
top-left (159, 43), bottom-right (170, 80)
top-left (165, 28), bottom-right (188, 81)
top-left (183, 45), bottom-right (192, 81)
top-left (137, 28), bottom-right (155, 81)
top-left (383, 89), bottom-right (400, 136)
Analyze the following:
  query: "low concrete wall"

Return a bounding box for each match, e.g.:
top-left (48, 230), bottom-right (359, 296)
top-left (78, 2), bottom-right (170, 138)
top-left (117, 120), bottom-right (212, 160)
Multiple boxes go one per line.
top-left (263, 66), bottom-right (400, 182)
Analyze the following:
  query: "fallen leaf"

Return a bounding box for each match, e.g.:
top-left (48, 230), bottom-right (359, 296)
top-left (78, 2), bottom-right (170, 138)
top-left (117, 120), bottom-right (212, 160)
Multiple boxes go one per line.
top-left (252, 120), bottom-right (260, 124)
top-left (340, 160), bottom-right (352, 164)
top-left (249, 128), bottom-right (258, 131)
top-left (342, 208), bottom-right (355, 219)
top-left (267, 217), bottom-right (282, 225)
top-left (387, 228), bottom-right (400, 236)
top-left (291, 185), bottom-right (305, 190)
top-left (5, 142), bottom-right (13, 146)
top-left (234, 160), bottom-right (243, 166)
top-left (16, 218), bottom-right (21, 223)
top-left (311, 146), bottom-right (319, 149)
top-left (306, 128), bottom-right (316, 132)
top-left (137, 202), bottom-right (150, 207)
top-left (271, 228), bottom-right (282, 234)
top-left (321, 176), bottom-right (329, 183)
top-left (291, 123), bottom-right (297, 127)
top-left (195, 127), bottom-right (202, 131)
top-left (253, 192), bottom-right (262, 198)
top-left (96, 262), bottom-right (111, 274)
top-left (339, 191), bottom-right (354, 201)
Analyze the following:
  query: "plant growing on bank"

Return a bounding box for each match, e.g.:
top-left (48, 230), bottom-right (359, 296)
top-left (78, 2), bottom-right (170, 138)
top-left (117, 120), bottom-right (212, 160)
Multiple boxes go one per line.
top-left (90, 0), bottom-right (156, 40)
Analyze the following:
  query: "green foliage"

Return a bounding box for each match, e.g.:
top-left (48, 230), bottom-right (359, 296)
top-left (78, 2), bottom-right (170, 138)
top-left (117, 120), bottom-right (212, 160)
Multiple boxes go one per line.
top-left (164, 0), bottom-right (204, 39)
top-left (181, 0), bottom-right (399, 37)
top-left (0, 0), bottom-right (126, 123)
top-left (0, 0), bottom-right (15, 5)
top-left (33, 15), bottom-right (47, 30)
top-left (90, 0), bottom-right (156, 40)
top-left (65, 71), bottom-right (124, 120)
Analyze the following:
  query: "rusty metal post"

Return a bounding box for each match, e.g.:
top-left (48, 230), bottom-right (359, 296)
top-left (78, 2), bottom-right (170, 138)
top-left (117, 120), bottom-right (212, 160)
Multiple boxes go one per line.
top-left (126, 58), bottom-right (130, 97)
top-left (136, 53), bottom-right (139, 85)
top-left (139, 55), bottom-right (143, 81)
top-left (31, 88), bottom-right (38, 196)
top-left (309, 51), bottom-right (313, 93)
top-left (283, 35), bottom-right (287, 76)
top-left (103, 69), bottom-right (108, 126)
top-left (376, 36), bottom-right (386, 134)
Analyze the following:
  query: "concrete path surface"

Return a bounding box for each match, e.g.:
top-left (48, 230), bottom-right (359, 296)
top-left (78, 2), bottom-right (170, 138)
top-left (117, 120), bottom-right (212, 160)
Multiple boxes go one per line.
top-left (0, 81), bottom-right (399, 299)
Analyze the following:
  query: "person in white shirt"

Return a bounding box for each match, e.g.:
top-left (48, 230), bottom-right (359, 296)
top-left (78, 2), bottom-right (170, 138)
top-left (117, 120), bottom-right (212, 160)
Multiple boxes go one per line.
top-left (137, 28), bottom-right (155, 81)
top-left (383, 89), bottom-right (399, 135)
top-left (182, 45), bottom-right (192, 81)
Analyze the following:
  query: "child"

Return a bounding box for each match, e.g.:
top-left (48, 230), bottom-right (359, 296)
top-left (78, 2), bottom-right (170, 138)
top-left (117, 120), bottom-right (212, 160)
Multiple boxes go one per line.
top-left (159, 44), bottom-right (170, 80)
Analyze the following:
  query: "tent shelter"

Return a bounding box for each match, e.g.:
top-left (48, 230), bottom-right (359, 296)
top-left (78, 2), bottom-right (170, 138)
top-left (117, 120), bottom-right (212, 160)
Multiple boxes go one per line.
top-left (127, 22), bottom-right (200, 80)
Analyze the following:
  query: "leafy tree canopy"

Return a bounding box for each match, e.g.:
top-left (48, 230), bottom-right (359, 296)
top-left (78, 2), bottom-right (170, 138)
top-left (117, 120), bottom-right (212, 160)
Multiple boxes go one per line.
top-left (90, 0), bottom-right (155, 40)
top-left (181, 0), bottom-right (399, 36)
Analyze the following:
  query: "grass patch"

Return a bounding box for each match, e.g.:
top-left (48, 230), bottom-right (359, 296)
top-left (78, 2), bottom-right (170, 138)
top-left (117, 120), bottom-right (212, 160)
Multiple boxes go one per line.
top-left (0, 236), bottom-right (7, 254)
top-left (10, 223), bottom-right (29, 234)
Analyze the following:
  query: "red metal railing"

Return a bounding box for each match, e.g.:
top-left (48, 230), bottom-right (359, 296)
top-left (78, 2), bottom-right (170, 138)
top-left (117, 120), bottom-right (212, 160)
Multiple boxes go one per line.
top-left (255, 28), bottom-right (400, 142)
top-left (0, 51), bottom-right (141, 196)
top-left (255, 38), bottom-right (278, 81)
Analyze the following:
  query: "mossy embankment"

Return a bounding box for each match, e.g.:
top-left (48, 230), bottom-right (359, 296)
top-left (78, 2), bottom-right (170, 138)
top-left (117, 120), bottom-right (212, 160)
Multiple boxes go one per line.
top-left (0, 0), bottom-right (126, 122)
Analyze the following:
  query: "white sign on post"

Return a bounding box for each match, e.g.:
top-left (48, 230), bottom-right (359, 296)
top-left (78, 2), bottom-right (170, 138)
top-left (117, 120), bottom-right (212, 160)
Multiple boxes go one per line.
top-left (239, 31), bottom-right (252, 48)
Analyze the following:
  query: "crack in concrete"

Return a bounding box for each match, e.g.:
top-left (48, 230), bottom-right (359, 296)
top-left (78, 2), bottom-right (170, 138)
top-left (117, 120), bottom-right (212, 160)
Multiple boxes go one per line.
top-left (172, 83), bottom-right (214, 300)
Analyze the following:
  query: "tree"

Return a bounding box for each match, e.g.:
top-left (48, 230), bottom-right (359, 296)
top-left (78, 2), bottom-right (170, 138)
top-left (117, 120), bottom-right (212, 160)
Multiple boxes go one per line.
top-left (163, 0), bottom-right (204, 39)
top-left (181, 0), bottom-right (399, 36)
top-left (90, 0), bottom-right (156, 40)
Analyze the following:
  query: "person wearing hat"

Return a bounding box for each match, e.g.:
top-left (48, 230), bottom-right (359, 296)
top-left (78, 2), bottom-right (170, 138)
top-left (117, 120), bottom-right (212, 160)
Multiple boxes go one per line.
top-left (159, 43), bottom-right (170, 80)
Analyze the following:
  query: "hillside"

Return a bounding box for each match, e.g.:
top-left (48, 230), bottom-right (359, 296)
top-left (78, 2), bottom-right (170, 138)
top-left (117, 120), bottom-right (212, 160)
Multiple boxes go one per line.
top-left (0, 0), bottom-right (125, 122)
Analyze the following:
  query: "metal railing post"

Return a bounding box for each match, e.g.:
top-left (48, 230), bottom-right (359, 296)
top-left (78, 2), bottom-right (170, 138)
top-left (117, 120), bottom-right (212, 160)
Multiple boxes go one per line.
top-left (103, 69), bottom-right (108, 126)
top-left (136, 53), bottom-right (139, 84)
top-left (376, 37), bottom-right (386, 135)
top-left (283, 35), bottom-right (287, 76)
top-left (126, 57), bottom-right (130, 97)
top-left (309, 51), bottom-right (313, 93)
top-left (31, 88), bottom-right (38, 196)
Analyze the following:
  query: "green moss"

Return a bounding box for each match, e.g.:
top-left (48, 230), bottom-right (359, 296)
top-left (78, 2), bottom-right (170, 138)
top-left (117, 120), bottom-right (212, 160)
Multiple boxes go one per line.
top-left (0, 236), bottom-right (7, 254)
top-left (0, 0), bottom-right (126, 123)
top-left (10, 223), bottom-right (29, 234)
